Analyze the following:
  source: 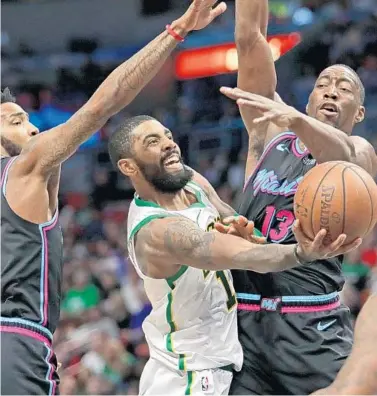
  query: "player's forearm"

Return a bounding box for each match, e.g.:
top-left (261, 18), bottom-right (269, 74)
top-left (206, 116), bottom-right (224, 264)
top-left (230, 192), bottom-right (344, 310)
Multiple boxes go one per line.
top-left (26, 22), bottom-right (187, 173)
top-left (290, 112), bottom-right (356, 164)
top-left (323, 295), bottom-right (377, 395)
top-left (235, 0), bottom-right (276, 98)
top-left (162, 218), bottom-right (298, 272)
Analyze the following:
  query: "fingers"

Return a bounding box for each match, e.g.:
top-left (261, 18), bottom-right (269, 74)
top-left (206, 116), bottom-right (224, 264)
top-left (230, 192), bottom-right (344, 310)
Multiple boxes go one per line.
top-left (222, 215), bottom-right (248, 226)
top-left (326, 233), bottom-right (347, 252)
top-left (329, 237), bottom-right (362, 257)
top-left (253, 111), bottom-right (278, 125)
top-left (214, 222), bottom-right (229, 234)
top-left (292, 220), bottom-right (312, 244)
top-left (220, 87), bottom-right (252, 100)
top-left (210, 1), bottom-right (227, 19)
top-left (250, 236), bottom-right (267, 244)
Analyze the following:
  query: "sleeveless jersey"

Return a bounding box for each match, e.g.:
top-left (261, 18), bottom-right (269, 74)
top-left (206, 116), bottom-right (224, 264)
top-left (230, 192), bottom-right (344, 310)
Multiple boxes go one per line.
top-left (127, 181), bottom-right (243, 372)
top-left (233, 131), bottom-right (344, 296)
top-left (1, 157), bottom-right (63, 333)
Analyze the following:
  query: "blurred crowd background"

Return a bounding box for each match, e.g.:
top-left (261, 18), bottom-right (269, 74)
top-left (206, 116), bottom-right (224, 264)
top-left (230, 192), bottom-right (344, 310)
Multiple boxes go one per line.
top-left (2, 0), bottom-right (377, 394)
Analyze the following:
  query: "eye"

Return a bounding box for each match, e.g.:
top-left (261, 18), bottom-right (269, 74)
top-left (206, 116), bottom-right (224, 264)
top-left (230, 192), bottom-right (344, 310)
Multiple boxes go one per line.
top-left (148, 139), bottom-right (158, 146)
top-left (340, 87), bottom-right (351, 92)
top-left (316, 83), bottom-right (326, 88)
top-left (12, 121), bottom-right (22, 126)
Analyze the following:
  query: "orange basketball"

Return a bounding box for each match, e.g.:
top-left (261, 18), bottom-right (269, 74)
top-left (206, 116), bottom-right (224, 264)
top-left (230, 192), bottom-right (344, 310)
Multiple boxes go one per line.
top-left (294, 161), bottom-right (377, 244)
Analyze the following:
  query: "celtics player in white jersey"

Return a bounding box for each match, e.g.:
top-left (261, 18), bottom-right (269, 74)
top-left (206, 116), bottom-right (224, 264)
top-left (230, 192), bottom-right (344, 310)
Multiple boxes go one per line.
top-left (108, 116), bottom-right (359, 395)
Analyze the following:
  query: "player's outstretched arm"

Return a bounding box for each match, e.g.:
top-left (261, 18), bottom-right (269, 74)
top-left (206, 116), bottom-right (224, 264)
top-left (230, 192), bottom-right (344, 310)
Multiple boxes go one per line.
top-left (312, 294), bottom-right (377, 395)
top-left (12, 0), bottom-right (226, 179)
top-left (222, 89), bottom-right (377, 176)
top-left (134, 217), bottom-right (361, 273)
top-left (235, 0), bottom-right (281, 181)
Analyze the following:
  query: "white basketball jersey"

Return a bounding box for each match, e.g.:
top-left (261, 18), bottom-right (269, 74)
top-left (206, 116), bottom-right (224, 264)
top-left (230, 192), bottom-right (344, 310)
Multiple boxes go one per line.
top-left (127, 181), bottom-right (243, 372)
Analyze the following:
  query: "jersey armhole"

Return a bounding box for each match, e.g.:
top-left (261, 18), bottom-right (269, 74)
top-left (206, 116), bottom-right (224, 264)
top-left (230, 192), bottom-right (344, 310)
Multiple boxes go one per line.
top-left (128, 213), bottom-right (179, 280)
top-left (1, 157), bottom-right (18, 196)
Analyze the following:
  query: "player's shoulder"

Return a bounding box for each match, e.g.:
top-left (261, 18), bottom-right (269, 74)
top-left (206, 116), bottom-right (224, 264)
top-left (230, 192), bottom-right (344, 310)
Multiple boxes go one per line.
top-left (350, 136), bottom-right (377, 176)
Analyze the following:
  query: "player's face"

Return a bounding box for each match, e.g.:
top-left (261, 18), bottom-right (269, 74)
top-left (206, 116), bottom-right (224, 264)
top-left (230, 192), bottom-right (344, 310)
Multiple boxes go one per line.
top-left (1, 102), bottom-right (39, 156)
top-left (130, 120), bottom-right (193, 193)
top-left (306, 65), bottom-right (365, 134)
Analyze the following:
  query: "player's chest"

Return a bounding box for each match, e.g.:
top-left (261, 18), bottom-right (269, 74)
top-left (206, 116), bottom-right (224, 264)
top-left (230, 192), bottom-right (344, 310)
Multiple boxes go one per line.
top-left (179, 206), bottom-right (220, 232)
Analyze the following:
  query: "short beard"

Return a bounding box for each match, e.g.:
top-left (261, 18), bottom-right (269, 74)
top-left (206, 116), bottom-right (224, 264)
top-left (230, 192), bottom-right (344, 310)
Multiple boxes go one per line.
top-left (1, 136), bottom-right (22, 157)
top-left (137, 159), bottom-right (194, 193)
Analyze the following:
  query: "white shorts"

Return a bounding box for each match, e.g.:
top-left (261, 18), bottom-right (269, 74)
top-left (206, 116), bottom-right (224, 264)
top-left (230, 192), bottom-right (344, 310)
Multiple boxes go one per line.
top-left (139, 358), bottom-right (233, 395)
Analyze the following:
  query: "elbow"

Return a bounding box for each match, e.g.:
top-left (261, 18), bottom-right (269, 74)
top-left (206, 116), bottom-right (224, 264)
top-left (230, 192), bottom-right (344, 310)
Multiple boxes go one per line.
top-left (235, 30), bottom-right (261, 55)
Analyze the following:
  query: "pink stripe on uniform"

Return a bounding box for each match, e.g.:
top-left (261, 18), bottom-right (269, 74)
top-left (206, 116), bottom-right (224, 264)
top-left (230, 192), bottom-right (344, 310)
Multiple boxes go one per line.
top-left (0, 326), bottom-right (51, 346)
top-left (41, 212), bottom-right (59, 327)
top-left (237, 303), bottom-right (261, 312)
top-left (281, 301), bottom-right (340, 313)
top-left (1, 157), bottom-right (17, 186)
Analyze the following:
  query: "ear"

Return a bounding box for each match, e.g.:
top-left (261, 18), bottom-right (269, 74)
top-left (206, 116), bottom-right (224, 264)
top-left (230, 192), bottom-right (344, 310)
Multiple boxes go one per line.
top-left (354, 106), bottom-right (365, 124)
top-left (117, 158), bottom-right (137, 177)
top-left (305, 103), bottom-right (309, 115)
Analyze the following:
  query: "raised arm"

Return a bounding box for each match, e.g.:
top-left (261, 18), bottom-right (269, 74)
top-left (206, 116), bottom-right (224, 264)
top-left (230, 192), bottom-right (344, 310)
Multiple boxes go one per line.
top-left (222, 90), bottom-right (377, 176)
top-left (235, 0), bottom-right (281, 181)
top-left (12, 0), bottom-right (226, 178)
top-left (134, 217), bottom-right (360, 276)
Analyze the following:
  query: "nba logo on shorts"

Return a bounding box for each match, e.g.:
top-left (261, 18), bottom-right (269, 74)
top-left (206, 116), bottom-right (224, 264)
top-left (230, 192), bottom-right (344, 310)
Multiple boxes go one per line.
top-left (201, 375), bottom-right (209, 392)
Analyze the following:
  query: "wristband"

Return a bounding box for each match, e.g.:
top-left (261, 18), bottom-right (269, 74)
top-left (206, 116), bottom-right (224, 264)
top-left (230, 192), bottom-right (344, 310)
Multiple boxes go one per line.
top-left (166, 24), bottom-right (185, 42)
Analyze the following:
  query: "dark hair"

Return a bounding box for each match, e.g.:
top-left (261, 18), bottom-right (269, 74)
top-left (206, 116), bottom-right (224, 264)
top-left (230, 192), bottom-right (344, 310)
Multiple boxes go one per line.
top-left (332, 64), bottom-right (365, 104)
top-left (108, 115), bottom-right (156, 169)
top-left (1, 87), bottom-right (16, 104)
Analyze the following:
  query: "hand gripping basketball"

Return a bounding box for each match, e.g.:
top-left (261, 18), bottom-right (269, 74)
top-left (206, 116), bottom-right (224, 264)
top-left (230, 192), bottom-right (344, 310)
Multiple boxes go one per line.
top-left (293, 220), bottom-right (362, 263)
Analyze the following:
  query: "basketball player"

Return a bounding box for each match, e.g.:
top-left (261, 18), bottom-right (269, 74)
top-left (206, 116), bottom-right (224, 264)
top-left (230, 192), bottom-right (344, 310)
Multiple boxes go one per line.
top-left (0, 1), bottom-right (227, 393)
top-left (107, 115), bottom-right (359, 395)
top-left (313, 293), bottom-right (377, 395)
top-left (218, 0), bottom-right (377, 394)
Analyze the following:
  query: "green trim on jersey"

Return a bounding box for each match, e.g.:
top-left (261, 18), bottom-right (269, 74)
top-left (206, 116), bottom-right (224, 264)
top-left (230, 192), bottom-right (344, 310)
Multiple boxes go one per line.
top-left (166, 266), bottom-right (189, 370)
top-left (185, 371), bottom-right (194, 395)
top-left (253, 228), bottom-right (263, 237)
top-left (166, 265), bottom-right (188, 289)
top-left (128, 214), bottom-right (172, 242)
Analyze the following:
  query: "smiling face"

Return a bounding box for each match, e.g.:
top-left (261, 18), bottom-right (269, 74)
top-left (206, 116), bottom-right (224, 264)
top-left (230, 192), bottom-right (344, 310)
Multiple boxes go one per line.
top-left (1, 102), bottom-right (39, 156)
top-left (306, 65), bottom-right (365, 135)
top-left (118, 119), bottom-right (193, 193)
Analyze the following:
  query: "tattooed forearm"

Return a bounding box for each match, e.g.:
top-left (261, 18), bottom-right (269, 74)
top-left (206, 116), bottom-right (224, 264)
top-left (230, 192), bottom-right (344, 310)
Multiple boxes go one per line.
top-left (139, 217), bottom-right (299, 272)
top-left (26, 27), bottom-right (184, 173)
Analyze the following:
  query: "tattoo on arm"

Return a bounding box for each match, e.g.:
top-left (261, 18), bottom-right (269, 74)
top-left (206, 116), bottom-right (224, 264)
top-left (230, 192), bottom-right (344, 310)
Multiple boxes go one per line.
top-left (163, 219), bottom-right (216, 265)
top-left (25, 30), bottom-right (180, 173)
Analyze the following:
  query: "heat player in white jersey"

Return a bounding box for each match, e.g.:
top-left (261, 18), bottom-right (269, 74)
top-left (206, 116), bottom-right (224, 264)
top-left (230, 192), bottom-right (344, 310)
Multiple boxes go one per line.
top-left (108, 115), bottom-right (356, 395)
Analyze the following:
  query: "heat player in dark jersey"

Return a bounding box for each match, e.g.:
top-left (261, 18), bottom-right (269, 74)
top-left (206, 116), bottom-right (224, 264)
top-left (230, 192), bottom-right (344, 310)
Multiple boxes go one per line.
top-left (0, 3), bottom-right (226, 393)
top-left (219, 0), bottom-right (377, 394)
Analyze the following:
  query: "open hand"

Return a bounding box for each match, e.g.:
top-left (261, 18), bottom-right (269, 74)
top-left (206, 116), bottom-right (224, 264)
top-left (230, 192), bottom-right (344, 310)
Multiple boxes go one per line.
top-left (214, 215), bottom-right (266, 244)
top-left (220, 87), bottom-right (300, 128)
top-left (293, 220), bottom-right (362, 262)
top-left (179, 0), bottom-right (227, 32)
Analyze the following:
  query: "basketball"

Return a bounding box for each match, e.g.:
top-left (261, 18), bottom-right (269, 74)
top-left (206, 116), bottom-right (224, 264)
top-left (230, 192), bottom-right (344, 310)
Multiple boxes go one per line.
top-left (294, 161), bottom-right (377, 244)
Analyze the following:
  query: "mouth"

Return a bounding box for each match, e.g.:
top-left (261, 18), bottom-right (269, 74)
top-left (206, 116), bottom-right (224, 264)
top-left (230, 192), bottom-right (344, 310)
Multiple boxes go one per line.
top-left (319, 103), bottom-right (339, 117)
top-left (163, 153), bottom-right (182, 170)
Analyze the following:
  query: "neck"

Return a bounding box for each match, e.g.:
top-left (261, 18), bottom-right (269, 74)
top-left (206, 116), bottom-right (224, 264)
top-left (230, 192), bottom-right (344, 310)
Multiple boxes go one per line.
top-left (135, 184), bottom-right (193, 211)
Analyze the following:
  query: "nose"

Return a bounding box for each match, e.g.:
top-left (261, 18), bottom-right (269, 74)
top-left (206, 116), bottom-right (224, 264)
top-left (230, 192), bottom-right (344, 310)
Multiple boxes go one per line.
top-left (162, 137), bottom-right (176, 151)
top-left (324, 86), bottom-right (338, 100)
top-left (28, 123), bottom-right (39, 137)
